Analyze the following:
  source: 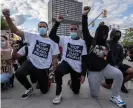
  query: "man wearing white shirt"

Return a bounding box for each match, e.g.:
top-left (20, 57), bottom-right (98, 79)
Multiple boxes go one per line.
top-left (3, 9), bottom-right (60, 99)
top-left (49, 16), bottom-right (87, 104)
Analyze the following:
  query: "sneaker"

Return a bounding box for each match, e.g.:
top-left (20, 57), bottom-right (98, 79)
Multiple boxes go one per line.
top-left (21, 88), bottom-right (33, 99)
top-left (110, 95), bottom-right (126, 108)
top-left (121, 84), bottom-right (128, 93)
top-left (53, 92), bottom-right (62, 104)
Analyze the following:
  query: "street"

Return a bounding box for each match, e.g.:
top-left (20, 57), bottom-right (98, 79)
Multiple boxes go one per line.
top-left (1, 60), bottom-right (133, 108)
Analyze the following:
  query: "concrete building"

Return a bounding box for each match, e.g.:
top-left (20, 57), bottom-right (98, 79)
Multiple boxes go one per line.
top-left (48, 0), bottom-right (82, 36)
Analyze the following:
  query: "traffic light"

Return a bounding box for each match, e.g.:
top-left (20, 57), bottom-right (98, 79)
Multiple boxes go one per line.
top-left (92, 21), bottom-right (95, 27)
top-left (103, 9), bottom-right (107, 17)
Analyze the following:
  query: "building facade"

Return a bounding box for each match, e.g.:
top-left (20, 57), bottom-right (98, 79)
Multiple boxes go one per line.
top-left (48, 0), bottom-right (82, 36)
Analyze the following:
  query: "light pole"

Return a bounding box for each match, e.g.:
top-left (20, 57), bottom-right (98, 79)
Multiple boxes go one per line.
top-left (88, 9), bottom-right (107, 27)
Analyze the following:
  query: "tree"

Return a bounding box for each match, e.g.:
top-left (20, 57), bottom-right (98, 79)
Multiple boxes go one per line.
top-left (123, 32), bottom-right (133, 46)
top-left (1, 16), bottom-right (9, 30)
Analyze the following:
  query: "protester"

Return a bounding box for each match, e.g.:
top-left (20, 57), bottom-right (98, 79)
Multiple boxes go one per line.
top-left (128, 47), bottom-right (133, 62)
top-left (1, 35), bottom-right (14, 88)
top-left (49, 16), bottom-right (87, 104)
top-left (82, 6), bottom-right (126, 108)
top-left (11, 41), bottom-right (20, 71)
top-left (102, 29), bottom-right (133, 93)
top-left (3, 9), bottom-right (60, 99)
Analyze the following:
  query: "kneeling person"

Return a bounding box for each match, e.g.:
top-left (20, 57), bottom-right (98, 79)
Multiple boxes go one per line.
top-left (102, 29), bottom-right (133, 93)
top-left (49, 16), bottom-right (87, 104)
top-left (3, 8), bottom-right (60, 99)
top-left (1, 35), bottom-right (14, 88)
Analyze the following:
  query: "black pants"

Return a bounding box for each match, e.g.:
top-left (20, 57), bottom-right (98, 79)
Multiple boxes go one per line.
top-left (55, 60), bottom-right (81, 95)
top-left (15, 60), bottom-right (49, 94)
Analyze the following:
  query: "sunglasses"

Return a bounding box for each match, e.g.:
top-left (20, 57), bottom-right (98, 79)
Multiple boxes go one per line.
top-left (70, 28), bottom-right (78, 31)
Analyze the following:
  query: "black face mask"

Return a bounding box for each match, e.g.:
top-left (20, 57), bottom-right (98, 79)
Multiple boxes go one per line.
top-left (95, 33), bottom-right (107, 45)
top-left (110, 30), bottom-right (121, 42)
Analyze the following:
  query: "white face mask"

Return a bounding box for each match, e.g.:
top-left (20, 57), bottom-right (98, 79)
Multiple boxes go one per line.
top-left (1, 41), bottom-right (6, 48)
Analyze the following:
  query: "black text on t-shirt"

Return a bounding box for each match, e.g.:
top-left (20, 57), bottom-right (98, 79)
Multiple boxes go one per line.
top-left (32, 40), bottom-right (50, 59)
top-left (66, 43), bottom-right (83, 60)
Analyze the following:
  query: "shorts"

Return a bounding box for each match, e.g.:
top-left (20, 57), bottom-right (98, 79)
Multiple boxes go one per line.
top-left (105, 64), bottom-right (131, 85)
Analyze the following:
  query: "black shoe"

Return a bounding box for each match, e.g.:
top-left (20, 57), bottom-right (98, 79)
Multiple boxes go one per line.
top-left (121, 84), bottom-right (128, 93)
top-left (21, 88), bottom-right (33, 99)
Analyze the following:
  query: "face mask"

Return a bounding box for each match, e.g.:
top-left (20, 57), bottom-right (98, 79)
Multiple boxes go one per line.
top-left (111, 34), bottom-right (121, 42)
top-left (38, 28), bottom-right (47, 35)
top-left (1, 41), bottom-right (6, 48)
top-left (70, 32), bottom-right (78, 39)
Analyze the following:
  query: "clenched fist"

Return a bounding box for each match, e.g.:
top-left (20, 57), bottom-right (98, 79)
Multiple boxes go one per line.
top-left (83, 6), bottom-right (91, 15)
top-left (2, 9), bottom-right (10, 18)
top-left (56, 15), bottom-right (64, 23)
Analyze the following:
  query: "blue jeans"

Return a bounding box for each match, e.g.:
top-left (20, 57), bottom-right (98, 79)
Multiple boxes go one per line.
top-left (0, 73), bottom-right (13, 84)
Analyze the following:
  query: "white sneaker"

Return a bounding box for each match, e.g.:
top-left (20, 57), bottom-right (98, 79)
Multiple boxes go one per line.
top-left (53, 92), bottom-right (62, 104)
top-left (110, 95), bottom-right (126, 108)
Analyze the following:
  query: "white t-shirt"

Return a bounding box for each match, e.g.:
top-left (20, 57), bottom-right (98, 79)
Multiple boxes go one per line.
top-left (59, 36), bottom-right (87, 73)
top-left (23, 32), bottom-right (60, 69)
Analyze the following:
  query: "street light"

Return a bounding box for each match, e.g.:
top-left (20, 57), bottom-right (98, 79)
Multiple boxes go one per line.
top-left (88, 9), bottom-right (107, 26)
top-left (109, 24), bottom-right (120, 30)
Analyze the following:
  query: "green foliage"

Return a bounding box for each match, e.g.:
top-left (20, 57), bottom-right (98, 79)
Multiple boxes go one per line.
top-left (123, 32), bottom-right (133, 46)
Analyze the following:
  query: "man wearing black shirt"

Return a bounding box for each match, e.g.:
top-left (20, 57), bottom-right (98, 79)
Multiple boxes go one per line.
top-left (102, 29), bottom-right (133, 94)
top-left (82, 6), bottom-right (126, 108)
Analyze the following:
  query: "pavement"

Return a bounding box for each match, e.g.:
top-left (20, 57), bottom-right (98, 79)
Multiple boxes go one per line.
top-left (1, 60), bottom-right (133, 108)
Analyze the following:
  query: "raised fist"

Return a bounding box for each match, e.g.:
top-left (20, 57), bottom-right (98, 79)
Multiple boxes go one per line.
top-left (2, 9), bottom-right (10, 18)
top-left (83, 6), bottom-right (91, 15)
top-left (56, 15), bottom-right (64, 23)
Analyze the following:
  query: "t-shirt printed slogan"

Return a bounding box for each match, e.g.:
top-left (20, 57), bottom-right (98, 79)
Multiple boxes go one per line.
top-left (32, 40), bottom-right (50, 59)
top-left (66, 43), bottom-right (83, 60)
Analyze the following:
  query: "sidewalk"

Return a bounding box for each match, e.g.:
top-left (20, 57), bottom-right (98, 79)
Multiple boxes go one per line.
top-left (1, 60), bottom-right (133, 108)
